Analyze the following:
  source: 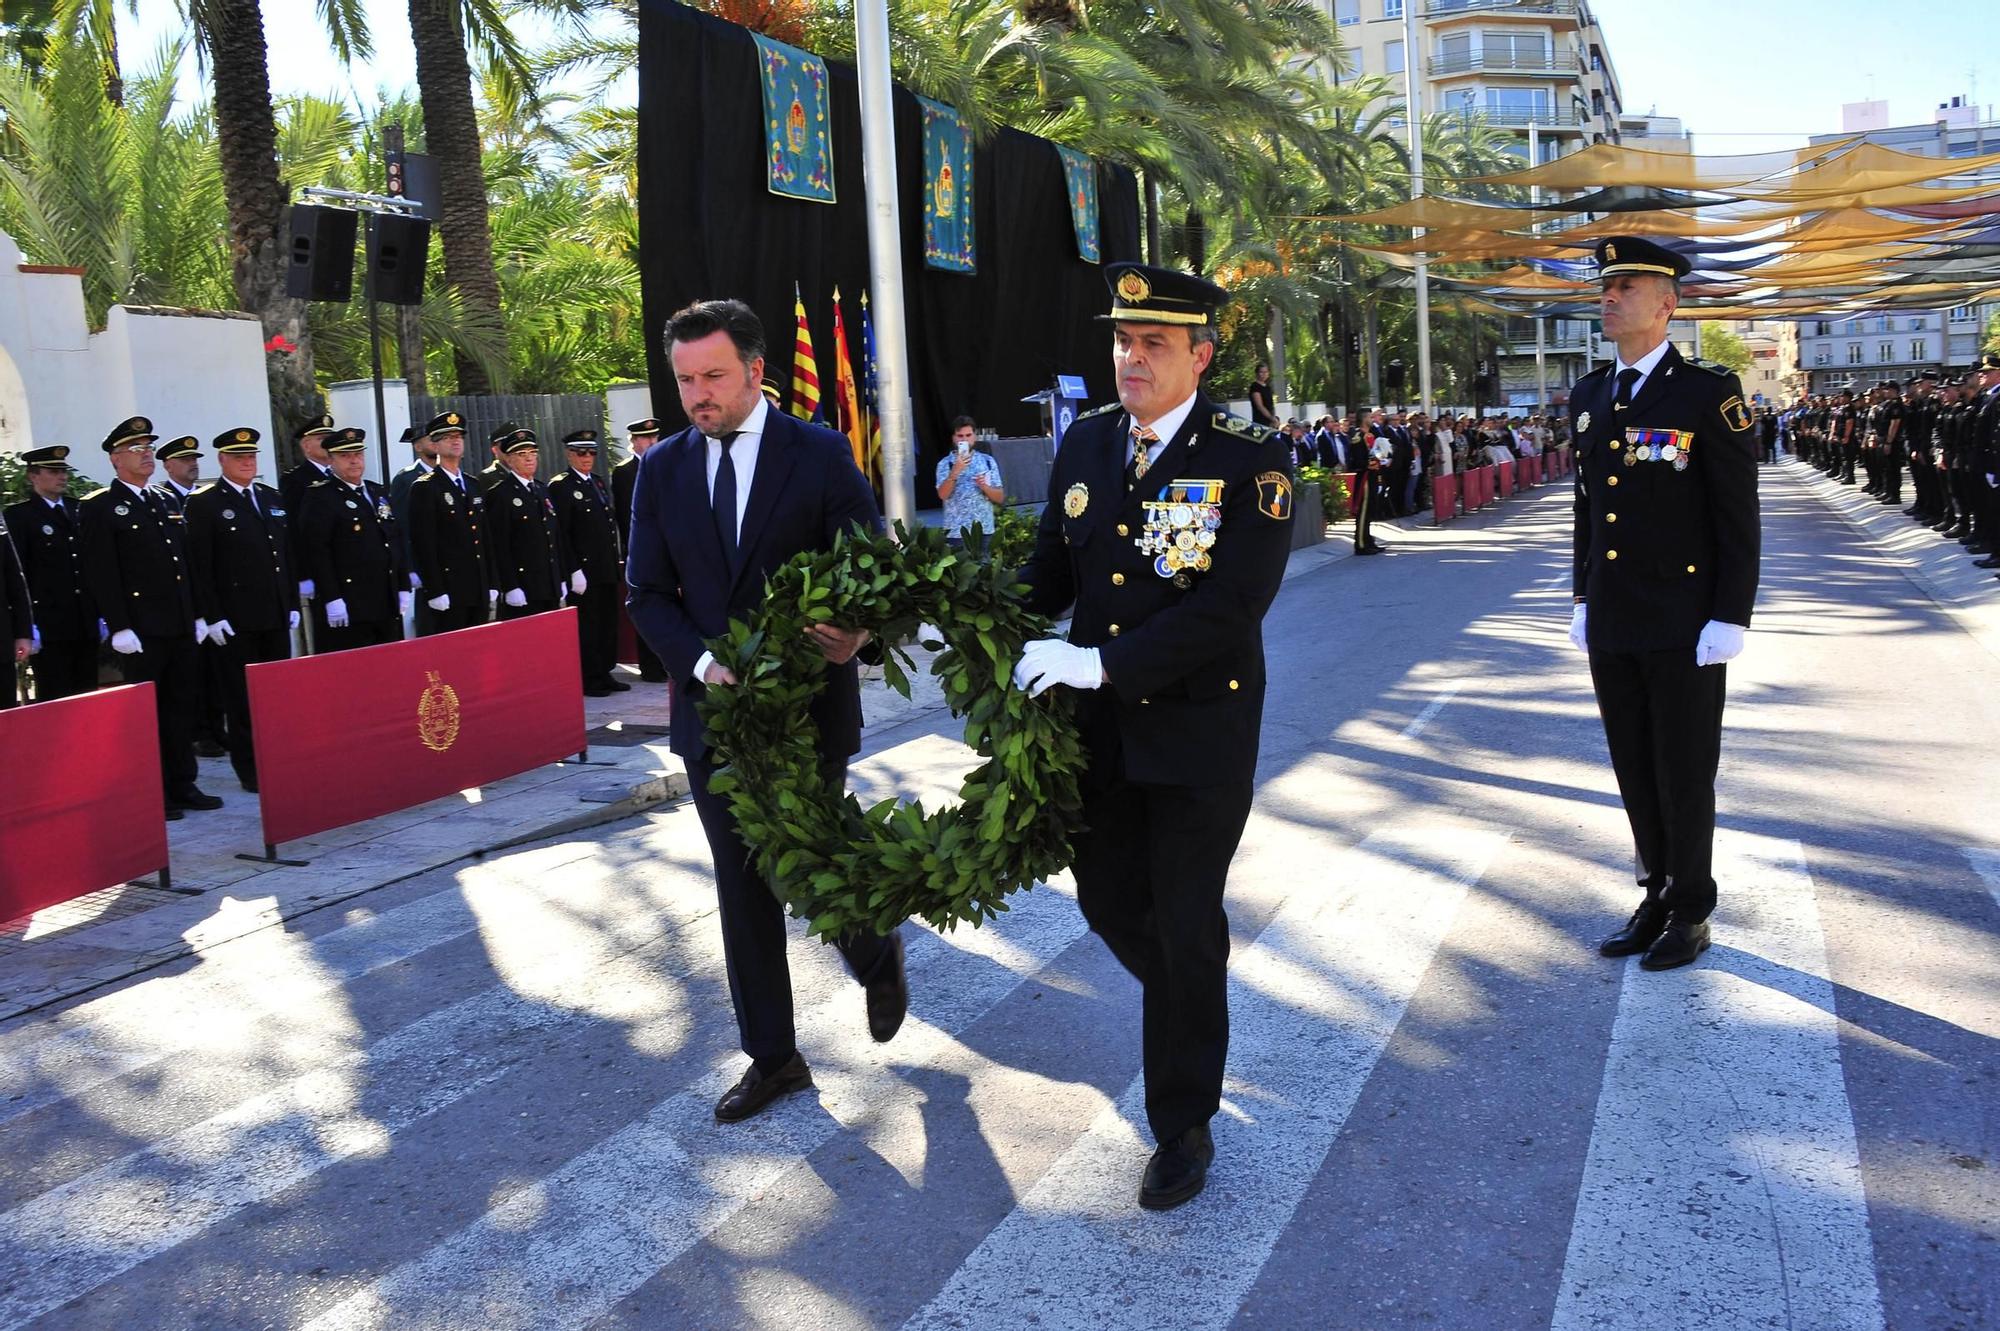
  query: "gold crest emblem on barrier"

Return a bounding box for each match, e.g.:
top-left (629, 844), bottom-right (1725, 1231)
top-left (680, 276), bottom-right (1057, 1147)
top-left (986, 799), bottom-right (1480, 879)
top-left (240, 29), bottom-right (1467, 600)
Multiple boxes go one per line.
top-left (418, 670), bottom-right (461, 752)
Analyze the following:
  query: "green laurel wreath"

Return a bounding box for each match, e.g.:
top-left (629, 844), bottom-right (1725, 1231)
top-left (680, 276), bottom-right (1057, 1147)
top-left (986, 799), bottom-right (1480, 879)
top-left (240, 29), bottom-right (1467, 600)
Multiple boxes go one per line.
top-left (697, 521), bottom-right (1087, 938)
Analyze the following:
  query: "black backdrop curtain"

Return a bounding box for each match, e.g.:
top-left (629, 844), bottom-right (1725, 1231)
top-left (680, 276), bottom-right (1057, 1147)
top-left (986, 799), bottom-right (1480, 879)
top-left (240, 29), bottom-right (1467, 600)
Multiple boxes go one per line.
top-left (636, 0), bottom-right (1142, 508)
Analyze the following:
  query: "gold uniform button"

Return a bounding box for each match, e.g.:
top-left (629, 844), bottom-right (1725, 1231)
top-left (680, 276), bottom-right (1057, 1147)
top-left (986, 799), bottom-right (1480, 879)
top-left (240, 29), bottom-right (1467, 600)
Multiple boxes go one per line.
top-left (1228, 679), bottom-right (1240, 691)
top-left (1109, 624), bottom-right (1121, 636)
top-left (1687, 563), bottom-right (1697, 573)
top-left (1606, 513), bottom-right (1617, 523)
top-left (1116, 523), bottom-right (1130, 537)
top-left (1606, 549), bottom-right (1619, 560)
top-left (1609, 441), bottom-right (1621, 451)
top-left (1607, 475), bottom-right (1619, 487)
top-left (1111, 573), bottom-right (1125, 586)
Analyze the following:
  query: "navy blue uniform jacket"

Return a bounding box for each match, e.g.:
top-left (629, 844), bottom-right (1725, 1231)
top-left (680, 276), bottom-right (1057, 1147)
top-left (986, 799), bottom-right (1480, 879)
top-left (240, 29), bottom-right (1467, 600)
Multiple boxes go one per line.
top-left (625, 408), bottom-right (880, 762)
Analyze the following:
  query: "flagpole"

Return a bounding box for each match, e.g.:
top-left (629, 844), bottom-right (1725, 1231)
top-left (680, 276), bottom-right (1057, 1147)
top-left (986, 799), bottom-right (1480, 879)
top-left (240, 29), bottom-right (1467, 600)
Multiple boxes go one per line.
top-left (853, 0), bottom-right (915, 528)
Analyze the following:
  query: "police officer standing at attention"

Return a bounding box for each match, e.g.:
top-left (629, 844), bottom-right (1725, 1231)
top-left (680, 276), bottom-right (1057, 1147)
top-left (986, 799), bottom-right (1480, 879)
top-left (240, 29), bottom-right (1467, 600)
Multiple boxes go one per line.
top-left (550, 427), bottom-right (625, 694)
top-left (1566, 237), bottom-right (1760, 973)
top-left (406, 411), bottom-right (496, 633)
top-left (281, 413), bottom-right (336, 622)
top-left (613, 418), bottom-right (669, 682)
top-left (300, 427), bottom-right (411, 652)
top-left (185, 428), bottom-right (297, 792)
top-left (4, 445), bottom-right (99, 701)
top-left (488, 426), bottom-right (568, 619)
top-left (79, 416), bottom-right (221, 816)
top-left (154, 434), bottom-right (228, 756)
top-left (1, 503), bottom-right (31, 707)
top-left (1010, 262), bottom-right (1294, 1211)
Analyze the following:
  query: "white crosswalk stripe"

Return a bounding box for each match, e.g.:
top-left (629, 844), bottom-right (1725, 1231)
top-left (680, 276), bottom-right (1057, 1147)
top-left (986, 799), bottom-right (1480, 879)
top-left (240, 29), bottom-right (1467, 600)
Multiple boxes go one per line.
top-left (901, 826), bottom-right (1503, 1331)
top-left (1551, 832), bottom-right (1885, 1331)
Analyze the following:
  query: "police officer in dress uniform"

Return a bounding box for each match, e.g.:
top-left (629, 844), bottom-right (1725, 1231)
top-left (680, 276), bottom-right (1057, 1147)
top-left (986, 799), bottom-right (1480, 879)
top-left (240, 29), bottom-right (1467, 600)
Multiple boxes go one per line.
top-left (154, 435), bottom-right (229, 756)
top-left (4, 445), bottom-right (99, 701)
top-left (1566, 237), bottom-right (1760, 973)
top-left (1935, 376), bottom-right (1968, 536)
top-left (1972, 355), bottom-right (2000, 571)
top-left (550, 427), bottom-right (625, 695)
top-left (280, 414), bottom-right (336, 615)
top-left (1904, 373), bottom-right (1941, 524)
top-left (79, 416), bottom-right (222, 817)
top-left (0, 502), bottom-right (31, 708)
top-left (1010, 262), bottom-right (1294, 1211)
top-left (299, 428), bottom-right (410, 652)
top-left (613, 418), bottom-right (669, 681)
top-left (487, 427), bottom-right (569, 619)
top-left (406, 411), bottom-right (497, 634)
top-left (185, 428), bottom-right (298, 792)
top-left (388, 423), bottom-right (436, 579)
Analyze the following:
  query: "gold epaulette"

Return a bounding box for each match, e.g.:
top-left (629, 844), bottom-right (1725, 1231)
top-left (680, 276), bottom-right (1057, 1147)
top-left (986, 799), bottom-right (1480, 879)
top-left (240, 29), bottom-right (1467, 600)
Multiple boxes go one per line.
top-left (1209, 411), bottom-right (1272, 444)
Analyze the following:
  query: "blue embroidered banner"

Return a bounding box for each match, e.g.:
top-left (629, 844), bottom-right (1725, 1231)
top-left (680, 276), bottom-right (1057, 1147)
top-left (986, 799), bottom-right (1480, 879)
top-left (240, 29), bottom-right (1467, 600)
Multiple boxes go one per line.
top-left (919, 96), bottom-right (975, 274)
top-left (1057, 146), bottom-right (1100, 264)
top-left (752, 34), bottom-right (835, 204)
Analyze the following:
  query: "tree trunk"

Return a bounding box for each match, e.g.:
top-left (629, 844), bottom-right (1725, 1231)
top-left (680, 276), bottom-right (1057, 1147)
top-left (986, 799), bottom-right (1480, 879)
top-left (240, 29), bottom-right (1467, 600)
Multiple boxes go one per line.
top-left (396, 304), bottom-right (428, 395)
top-left (205, 0), bottom-right (319, 459)
top-left (1184, 209), bottom-right (1206, 274)
top-left (1363, 299), bottom-right (1381, 408)
top-left (408, 0), bottom-right (505, 394)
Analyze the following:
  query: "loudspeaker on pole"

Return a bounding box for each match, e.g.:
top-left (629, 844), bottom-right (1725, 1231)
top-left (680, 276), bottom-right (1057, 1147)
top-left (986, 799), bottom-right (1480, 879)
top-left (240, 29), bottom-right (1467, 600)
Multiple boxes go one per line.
top-left (285, 205), bottom-right (357, 302)
top-left (366, 214), bottom-right (431, 306)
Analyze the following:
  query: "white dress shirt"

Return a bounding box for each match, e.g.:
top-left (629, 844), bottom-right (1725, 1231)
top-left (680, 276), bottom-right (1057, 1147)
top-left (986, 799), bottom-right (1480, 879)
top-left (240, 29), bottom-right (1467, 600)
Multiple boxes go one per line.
top-left (1128, 390), bottom-right (1200, 470)
top-left (690, 395), bottom-right (773, 684)
top-left (1614, 337), bottom-right (1674, 401)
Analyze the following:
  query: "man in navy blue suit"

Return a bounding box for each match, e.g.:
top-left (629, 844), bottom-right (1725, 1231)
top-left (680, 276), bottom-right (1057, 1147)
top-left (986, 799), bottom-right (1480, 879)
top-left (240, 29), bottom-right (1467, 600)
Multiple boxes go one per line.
top-left (626, 298), bottom-right (910, 1124)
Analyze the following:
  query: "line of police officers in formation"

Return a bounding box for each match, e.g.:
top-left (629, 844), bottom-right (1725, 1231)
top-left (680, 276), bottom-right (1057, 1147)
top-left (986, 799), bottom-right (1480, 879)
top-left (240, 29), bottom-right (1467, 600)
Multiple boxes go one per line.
top-left (0, 411), bottom-right (671, 818)
top-left (1783, 351), bottom-right (2000, 573)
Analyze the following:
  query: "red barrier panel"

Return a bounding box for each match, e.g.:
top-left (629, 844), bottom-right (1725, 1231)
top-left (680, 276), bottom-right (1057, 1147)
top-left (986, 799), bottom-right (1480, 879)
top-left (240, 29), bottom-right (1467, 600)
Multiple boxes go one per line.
top-left (1431, 473), bottom-right (1457, 523)
top-left (247, 610), bottom-right (586, 850)
top-left (1497, 461), bottom-right (1515, 498)
top-left (1529, 456), bottom-right (1544, 485)
top-left (617, 579), bottom-right (639, 665)
top-left (1, 685), bottom-right (168, 914)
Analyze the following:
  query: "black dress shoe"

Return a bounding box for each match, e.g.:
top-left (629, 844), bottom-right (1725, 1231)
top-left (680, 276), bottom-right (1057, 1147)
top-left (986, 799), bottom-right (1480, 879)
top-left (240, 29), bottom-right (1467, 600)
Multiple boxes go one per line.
top-left (866, 931), bottom-right (908, 1043)
top-left (603, 677), bottom-right (632, 692)
top-left (1599, 900), bottom-right (1669, 957)
top-left (1640, 917), bottom-right (1712, 971)
top-left (583, 683), bottom-right (614, 698)
top-left (165, 806), bottom-right (184, 822)
top-left (194, 738), bottom-right (227, 759)
top-left (714, 1053), bottom-right (813, 1123)
top-left (1975, 556), bottom-right (2000, 569)
top-left (238, 775), bottom-right (259, 794)
top-left (169, 787), bottom-right (224, 812)
top-left (1140, 1124), bottom-right (1215, 1211)
top-left (639, 670), bottom-right (670, 682)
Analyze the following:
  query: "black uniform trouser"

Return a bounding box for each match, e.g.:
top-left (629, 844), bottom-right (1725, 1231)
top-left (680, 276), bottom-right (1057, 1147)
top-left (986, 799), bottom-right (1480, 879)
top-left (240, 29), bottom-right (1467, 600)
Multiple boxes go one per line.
top-left (575, 577), bottom-right (619, 683)
top-left (117, 631), bottom-right (200, 795)
top-left (1071, 769), bottom-right (1254, 1146)
top-left (1881, 449), bottom-right (1902, 501)
top-left (417, 596), bottom-right (487, 637)
top-left (498, 597), bottom-right (559, 622)
top-left (210, 627), bottom-right (292, 782)
top-left (1839, 438), bottom-right (1859, 482)
top-left (685, 752), bottom-right (895, 1067)
top-left (29, 637), bottom-right (98, 701)
top-left (1588, 646), bottom-right (1727, 924)
top-left (317, 617), bottom-right (402, 655)
top-left (1911, 456), bottom-right (1938, 515)
top-left (1351, 469), bottom-right (1375, 551)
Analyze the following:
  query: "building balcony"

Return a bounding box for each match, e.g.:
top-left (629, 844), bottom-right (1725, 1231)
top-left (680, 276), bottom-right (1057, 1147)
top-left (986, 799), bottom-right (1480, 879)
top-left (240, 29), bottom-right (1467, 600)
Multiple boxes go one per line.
top-left (1428, 51), bottom-right (1584, 79)
top-left (1455, 105), bottom-right (1586, 129)
top-left (1426, 0), bottom-right (1580, 21)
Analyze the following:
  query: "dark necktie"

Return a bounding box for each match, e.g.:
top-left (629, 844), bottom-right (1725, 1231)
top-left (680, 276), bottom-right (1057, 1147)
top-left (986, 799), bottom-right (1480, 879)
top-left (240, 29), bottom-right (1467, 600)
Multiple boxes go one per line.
top-left (712, 431), bottom-right (743, 570)
top-left (1615, 367), bottom-right (1642, 410)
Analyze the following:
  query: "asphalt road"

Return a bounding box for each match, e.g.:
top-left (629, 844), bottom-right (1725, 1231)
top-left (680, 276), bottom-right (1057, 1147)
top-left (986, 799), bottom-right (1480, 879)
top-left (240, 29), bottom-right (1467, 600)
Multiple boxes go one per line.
top-left (2, 460), bottom-right (1994, 1331)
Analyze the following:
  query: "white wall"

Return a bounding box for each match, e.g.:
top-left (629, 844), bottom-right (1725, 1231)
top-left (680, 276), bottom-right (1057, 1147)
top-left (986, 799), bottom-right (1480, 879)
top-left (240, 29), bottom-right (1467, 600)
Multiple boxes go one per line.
top-left (326, 378), bottom-right (412, 484)
top-left (604, 382), bottom-right (654, 461)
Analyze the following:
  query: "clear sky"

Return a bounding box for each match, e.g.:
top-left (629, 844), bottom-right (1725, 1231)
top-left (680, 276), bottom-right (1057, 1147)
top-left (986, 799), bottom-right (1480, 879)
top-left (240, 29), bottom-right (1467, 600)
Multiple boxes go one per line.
top-left (123, 0), bottom-right (1999, 155)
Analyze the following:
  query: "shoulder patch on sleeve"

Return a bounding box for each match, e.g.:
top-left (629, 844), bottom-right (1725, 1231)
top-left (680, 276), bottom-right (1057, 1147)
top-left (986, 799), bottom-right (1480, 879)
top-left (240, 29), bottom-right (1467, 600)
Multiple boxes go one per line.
top-left (1720, 395), bottom-right (1754, 432)
top-left (1254, 470), bottom-right (1293, 521)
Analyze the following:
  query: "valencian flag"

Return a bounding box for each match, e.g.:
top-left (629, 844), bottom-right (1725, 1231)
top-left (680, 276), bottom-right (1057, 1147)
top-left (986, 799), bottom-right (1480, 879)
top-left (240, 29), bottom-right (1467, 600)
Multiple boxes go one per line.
top-left (752, 34), bottom-right (835, 203)
top-left (790, 282), bottom-right (823, 422)
top-left (1057, 145), bottom-right (1100, 264)
top-left (829, 288), bottom-right (867, 476)
top-left (919, 96), bottom-right (975, 273)
top-left (860, 291), bottom-right (884, 490)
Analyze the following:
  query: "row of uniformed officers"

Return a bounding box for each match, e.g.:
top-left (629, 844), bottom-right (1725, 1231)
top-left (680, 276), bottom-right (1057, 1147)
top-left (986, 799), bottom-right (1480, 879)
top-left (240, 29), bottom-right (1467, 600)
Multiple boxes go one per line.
top-left (1, 411), bottom-right (666, 817)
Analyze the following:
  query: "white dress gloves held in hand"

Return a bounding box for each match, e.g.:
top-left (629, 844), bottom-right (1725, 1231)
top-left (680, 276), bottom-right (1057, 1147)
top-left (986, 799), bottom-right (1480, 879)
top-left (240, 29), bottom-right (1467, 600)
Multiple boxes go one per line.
top-left (1568, 603), bottom-right (1588, 652)
top-left (299, 579), bottom-right (315, 600)
top-left (1694, 620), bottom-right (1746, 668)
top-left (324, 598), bottom-right (350, 628)
top-left (110, 629), bottom-right (142, 655)
top-left (193, 618), bottom-right (208, 644)
top-left (1011, 638), bottom-right (1104, 698)
top-left (398, 591), bottom-right (413, 617)
top-left (289, 610), bottom-right (301, 631)
top-left (427, 594), bottom-right (451, 611)
top-left (504, 588), bottom-right (527, 608)
top-left (488, 587), bottom-right (499, 605)
top-left (206, 619), bottom-right (235, 645)
top-left (570, 570), bottom-right (588, 595)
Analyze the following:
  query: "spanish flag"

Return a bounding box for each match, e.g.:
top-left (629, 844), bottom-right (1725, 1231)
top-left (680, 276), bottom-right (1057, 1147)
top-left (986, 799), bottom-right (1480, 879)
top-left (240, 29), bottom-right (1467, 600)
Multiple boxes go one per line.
top-left (829, 288), bottom-right (866, 475)
top-left (790, 283), bottom-right (822, 422)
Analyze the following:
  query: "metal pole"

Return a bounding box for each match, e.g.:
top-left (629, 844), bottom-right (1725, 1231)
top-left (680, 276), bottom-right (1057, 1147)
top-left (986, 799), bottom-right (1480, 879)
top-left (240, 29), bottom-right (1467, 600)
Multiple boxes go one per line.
top-left (853, 0), bottom-right (915, 529)
top-left (365, 213), bottom-right (390, 484)
top-left (1530, 121), bottom-right (1547, 414)
top-left (1403, 0), bottom-right (1433, 413)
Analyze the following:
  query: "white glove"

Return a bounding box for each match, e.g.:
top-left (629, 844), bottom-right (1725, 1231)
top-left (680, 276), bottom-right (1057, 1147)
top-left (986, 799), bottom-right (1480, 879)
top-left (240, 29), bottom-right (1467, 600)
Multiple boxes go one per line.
top-left (504, 588), bottom-right (527, 608)
top-left (325, 598), bottom-right (350, 628)
top-left (427, 593), bottom-right (451, 611)
top-left (1988, 473), bottom-right (1997, 488)
top-left (299, 579), bottom-right (315, 599)
top-left (207, 619), bottom-right (235, 645)
top-left (98, 618), bottom-right (109, 643)
top-left (488, 587), bottom-right (499, 605)
top-left (111, 629), bottom-right (142, 655)
top-left (410, 572), bottom-right (422, 590)
top-left (570, 569), bottom-right (588, 595)
top-left (1011, 638), bottom-right (1103, 698)
top-left (398, 590), bottom-right (413, 617)
top-left (194, 618), bottom-right (208, 644)
top-left (29, 626), bottom-right (41, 654)
top-left (1694, 620), bottom-right (1746, 668)
top-left (1568, 603), bottom-right (1588, 652)
top-left (289, 610), bottom-right (301, 630)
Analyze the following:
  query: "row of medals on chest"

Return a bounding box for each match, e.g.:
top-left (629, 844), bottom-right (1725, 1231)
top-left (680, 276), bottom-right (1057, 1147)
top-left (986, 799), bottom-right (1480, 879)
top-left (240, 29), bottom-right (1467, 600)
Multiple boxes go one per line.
top-left (1065, 478), bottom-right (1222, 586)
top-left (1576, 411), bottom-right (1691, 471)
